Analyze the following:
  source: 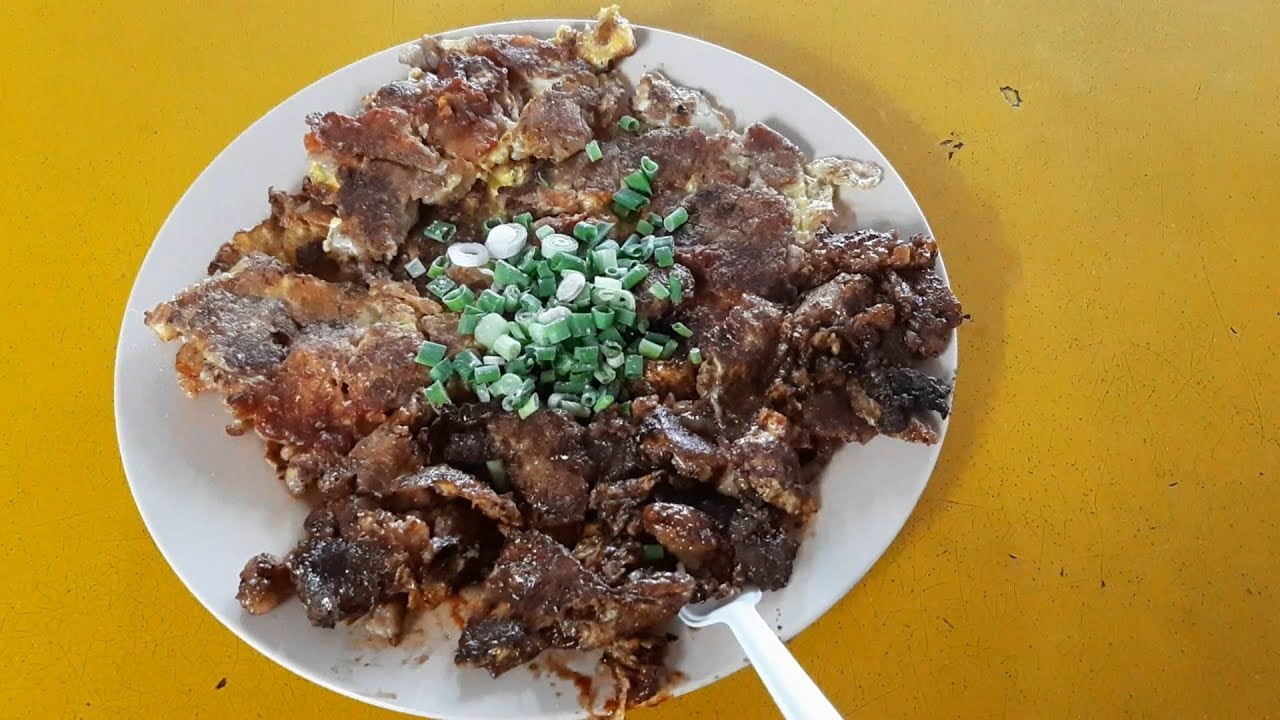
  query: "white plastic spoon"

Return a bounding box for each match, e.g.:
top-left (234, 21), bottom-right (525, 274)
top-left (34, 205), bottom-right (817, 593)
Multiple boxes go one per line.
top-left (679, 588), bottom-right (842, 719)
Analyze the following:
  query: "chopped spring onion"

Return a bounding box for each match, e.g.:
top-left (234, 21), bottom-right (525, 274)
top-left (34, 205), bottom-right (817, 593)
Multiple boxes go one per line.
top-left (638, 338), bottom-right (664, 360)
top-left (573, 221), bottom-right (599, 243)
top-left (424, 380), bottom-right (451, 407)
top-left (535, 224), bottom-right (555, 240)
top-left (483, 216), bottom-right (503, 230)
top-left (649, 282), bottom-right (670, 300)
top-left (517, 392), bottom-right (541, 419)
top-left (447, 242), bottom-right (490, 267)
top-left (415, 341), bottom-right (448, 367)
top-left (492, 334), bottom-right (522, 361)
top-left (621, 264), bottom-right (649, 289)
top-left (623, 171), bottom-right (651, 195)
top-left (614, 307), bottom-right (637, 326)
top-left (503, 284), bottom-right (522, 312)
top-left (560, 400), bottom-right (590, 418)
top-left (594, 276), bottom-right (623, 293)
top-left (486, 459), bottom-right (507, 486)
top-left (423, 220), bottom-right (457, 243)
top-left (635, 218), bottom-right (655, 235)
top-left (664, 207), bottom-right (689, 232)
top-left (688, 347), bottom-right (703, 365)
top-left (519, 292), bottom-right (542, 312)
top-left (429, 359), bottom-right (454, 382)
top-left (458, 311), bottom-right (481, 335)
top-left (475, 384), bottom-right (492, 403)
top-left (669, 274), bottom-right (684, 304)
top-left (640, 156), bottom-right (659, 177)
top-left (568, 313), bottom-right (595, 338)
top-left (643, 543), bottom-right (665, 561)
top-left (404, 257), bottom-right (427, 278)
top-left (533, 345), bottom-right (557, 364)
top-left (535, 275), bottom-right (556, 298)
top-left (594, 365), bottom-right (617, 384)
top-left (426, 275), bottom-right (457, 299)
top-left (551, 252), bottom-right (588, 274)
top-left (612, 187), bottom-right (649, 212)
top-left (593, 392), bottom-right (616, 412)
top-left (557, 271), bottom-right (587, 302)
top-left (538, 306), bottom-right (572, 324)
top-left (591, 248), bottom-right (618, 273)
top-left (476, 289), bottom-right (504, 313)
top-left (653, 245), bottom-right (675, 267)
top-left (485, 223), bottom-right (528, 260)
top-left (574, 345), bottom-right (600, 366)
top-left (473, 364), bottom-right (501, 384)
top-left (442, 285), bottom-right (475, 312)
top-left (544, 317), bottom-right (572, 344)
top-left (625, 354), bottom-right (645, 379)
top-left (474, 313), bottom-right (510, 348)
top-left (427, 255), bottom-right (450, 278)
top-left (541, 233), bottom-right (579, 258)
top-left (585, 140), bottom-right (603, 162)
top-left (483, 355), bottom-right (505, 365)
top-left (660, 339), bottom-right (678, 360)
top-left (671, 322), bottom-right (693, 338)
top-left (513, 212), bottom-right (534, 229)
top-left (592, 306), bottom-right (615, 329)
top-left (493, 260), bottom-right (528, 288)
top-left (619, 115), bottom-right (640, 132)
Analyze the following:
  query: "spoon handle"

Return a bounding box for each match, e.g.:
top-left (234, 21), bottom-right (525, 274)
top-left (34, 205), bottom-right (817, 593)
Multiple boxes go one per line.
top-left (720, 601), bottom-right (843, 719)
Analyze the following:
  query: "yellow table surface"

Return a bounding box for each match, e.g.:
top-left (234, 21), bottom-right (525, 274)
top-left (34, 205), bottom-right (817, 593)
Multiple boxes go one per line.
top-left (3, 1), bottom-right (1277, 717)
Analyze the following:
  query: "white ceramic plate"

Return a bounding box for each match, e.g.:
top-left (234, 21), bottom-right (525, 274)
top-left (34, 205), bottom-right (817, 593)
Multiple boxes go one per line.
top-left (115, 17), bottom-right (955, 720)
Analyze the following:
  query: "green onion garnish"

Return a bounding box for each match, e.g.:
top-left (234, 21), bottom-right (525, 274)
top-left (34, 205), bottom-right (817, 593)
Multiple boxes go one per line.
top-left (649, 283), bottom-right (670, 300)
top-left (638, 338), bottom-right (664, 359)
top-left (429, 358), bottom-right (454, 382)
top-left (671, 322), bottom-right (693, 338)
top-left (493, 260), bottom-right (528, 288)
top-left (619, 115), bottom-right (640, 132)
top-left (458, 312), bottom-right (481, 335)
top-left (643, 543), bottom-right (665, 561)
top-left (492, 334), bottom-right (522, 361)
top-left (513, 212), bottom-right (533, 229)
top-left (483, 217), bottom-right (503, 230)
top-left (624, 355), bottom-right (645, 380)
top-left (635, 219), bottom-right (655, 235)
top-left (424, 380), bottom-right (451, 407)
top-left (640, 156), bottom-right (659, 177)
top-left (653, 245), bottom-right (675, 268)
top-left (623, 171), bottom-right (652, 195)
top-left (669, 274), bottom-right (683, 304)
top-left (592, 306), bottom-right (615, 329)
top-left (568, 313), bottom-right (594, 338)
top-left (688, 347), bottom-right (703, 365)
top-left (426, 275), bottom-right (457, 299)
top-left (486, 459), bottom-right (507, 488)
top-left (404, 257), bottom-right (427, 278)
top-left (415, 341), bottom-right (448, 367)
top-left (619, 264), bottom-right (649, 289)
top-left (535, 224), bottom-right (555, 240)
top-left (427, 255), bottom-right (449, 278)
top-left (663, 207), bottom-right (689, 232)
top-left (612, 187), bottom-right (649, 212)
top-left (573, 221), bottom-right (599, 243)
top-left (474, 313), bottom-right (509, 348)
top-left (473, 364), bottom-right (501, 385)
top-left (585, 140), bottom-right (603, 162)
top-left (442, 285), bottom-right (475, 312)
top-left (614, 307), bottom-right (637, 326)
top-left (476, 288), bottom-right (504, 314)
top-left (517, 392), bottom-right (541, 419)
top-left (423, 220), bottom-right (457, 243)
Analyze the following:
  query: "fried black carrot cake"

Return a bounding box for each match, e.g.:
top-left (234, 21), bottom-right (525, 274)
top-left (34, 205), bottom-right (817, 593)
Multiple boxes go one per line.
top-left (146, 6), bottom-right (962, 711)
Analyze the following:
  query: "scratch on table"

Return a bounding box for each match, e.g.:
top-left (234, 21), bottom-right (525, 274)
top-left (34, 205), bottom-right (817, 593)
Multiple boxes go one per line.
top-left (1198, 249), bottom-right (1266, 439)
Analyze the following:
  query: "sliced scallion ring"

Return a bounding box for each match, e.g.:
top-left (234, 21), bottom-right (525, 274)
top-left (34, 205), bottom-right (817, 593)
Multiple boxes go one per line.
top-left (447, 242), bottom-right (490, 267)
top-left (485, 222), bottom-right (528, 260)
